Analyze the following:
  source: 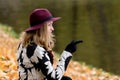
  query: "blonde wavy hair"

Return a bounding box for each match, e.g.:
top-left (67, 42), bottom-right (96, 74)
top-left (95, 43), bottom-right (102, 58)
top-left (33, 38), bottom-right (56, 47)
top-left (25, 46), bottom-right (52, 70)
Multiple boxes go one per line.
top-left (20, 22), bottom-right (55, 51)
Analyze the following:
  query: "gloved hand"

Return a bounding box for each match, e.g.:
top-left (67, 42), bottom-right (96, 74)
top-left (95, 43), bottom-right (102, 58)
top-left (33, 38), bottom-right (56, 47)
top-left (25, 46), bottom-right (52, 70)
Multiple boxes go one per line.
top-left (65, 40), bottom-right (83, 53)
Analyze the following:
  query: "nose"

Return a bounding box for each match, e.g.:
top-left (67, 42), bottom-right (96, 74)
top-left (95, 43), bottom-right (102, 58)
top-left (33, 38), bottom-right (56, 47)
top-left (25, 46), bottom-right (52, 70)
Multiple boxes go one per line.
top-left (51, 26), bottom-right (54, 31)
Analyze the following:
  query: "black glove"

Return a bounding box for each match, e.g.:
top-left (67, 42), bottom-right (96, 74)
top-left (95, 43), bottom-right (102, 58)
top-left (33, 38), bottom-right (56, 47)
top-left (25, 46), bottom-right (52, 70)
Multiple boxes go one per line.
top-left (65, 40), bottom-right (83, 53)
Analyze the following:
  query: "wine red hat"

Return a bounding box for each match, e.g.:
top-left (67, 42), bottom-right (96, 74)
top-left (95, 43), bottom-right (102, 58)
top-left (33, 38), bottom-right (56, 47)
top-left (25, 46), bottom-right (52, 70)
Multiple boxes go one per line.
top-left (25, 8), bottom-right (61, 32)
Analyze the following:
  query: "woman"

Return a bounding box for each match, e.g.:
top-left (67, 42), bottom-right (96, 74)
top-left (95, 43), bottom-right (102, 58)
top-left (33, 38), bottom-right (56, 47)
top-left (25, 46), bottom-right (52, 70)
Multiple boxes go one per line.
top-left (17, 8), bottom-right (82, 80)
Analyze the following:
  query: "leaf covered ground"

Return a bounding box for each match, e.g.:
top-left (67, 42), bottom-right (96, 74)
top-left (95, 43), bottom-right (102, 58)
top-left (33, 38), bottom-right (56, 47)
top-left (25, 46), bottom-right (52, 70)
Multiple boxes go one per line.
top-left (0, 26), bottom-right (120, 80)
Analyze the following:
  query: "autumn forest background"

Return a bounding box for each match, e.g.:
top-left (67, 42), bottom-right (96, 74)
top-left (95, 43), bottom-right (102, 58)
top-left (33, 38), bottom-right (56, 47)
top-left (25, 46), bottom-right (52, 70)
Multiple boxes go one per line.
top-left (0, 0), bottom-right (120, 79)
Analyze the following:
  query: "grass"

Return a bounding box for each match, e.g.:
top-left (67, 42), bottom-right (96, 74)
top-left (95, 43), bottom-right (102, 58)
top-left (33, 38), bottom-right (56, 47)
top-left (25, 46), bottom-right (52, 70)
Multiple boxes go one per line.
top-left (0, 23), bottom-right (19, 38)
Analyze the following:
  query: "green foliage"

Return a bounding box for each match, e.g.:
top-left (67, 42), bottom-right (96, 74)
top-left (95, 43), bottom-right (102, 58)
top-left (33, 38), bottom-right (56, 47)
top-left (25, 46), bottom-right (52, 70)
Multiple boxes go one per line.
top-left (0, 23), bottom-right (19, 38)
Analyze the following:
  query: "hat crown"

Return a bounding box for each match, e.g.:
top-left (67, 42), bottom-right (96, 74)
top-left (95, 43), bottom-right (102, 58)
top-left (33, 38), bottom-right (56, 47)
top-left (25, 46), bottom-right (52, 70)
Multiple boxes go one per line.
top-left (30, 9), bottom-right (52, 26)
top-left (25, 8), bottom-right (60, 32)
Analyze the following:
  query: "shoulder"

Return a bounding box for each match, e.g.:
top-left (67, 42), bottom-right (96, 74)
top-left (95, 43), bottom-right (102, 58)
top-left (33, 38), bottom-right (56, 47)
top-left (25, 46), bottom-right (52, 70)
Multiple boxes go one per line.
top-left (34, 45), bottom-right (46, 57)
top-left (26, 42), bottom-right (46, 58)
top-left (36, 45), bottom-right (46, 52)
top-left (27, 42), bottom-right (46, 52)
top-left (30, 44), bottom-right (48, 63)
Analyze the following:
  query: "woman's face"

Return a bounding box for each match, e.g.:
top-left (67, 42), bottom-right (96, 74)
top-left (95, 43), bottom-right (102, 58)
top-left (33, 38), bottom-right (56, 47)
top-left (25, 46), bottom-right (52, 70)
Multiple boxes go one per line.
top-left (47, 21), bottom-right (54, 33)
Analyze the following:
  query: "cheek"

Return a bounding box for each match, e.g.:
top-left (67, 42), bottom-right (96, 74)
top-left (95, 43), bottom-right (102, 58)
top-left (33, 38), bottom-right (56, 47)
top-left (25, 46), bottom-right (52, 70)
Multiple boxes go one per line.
top-left (47, 26), bottom-right (51, 32)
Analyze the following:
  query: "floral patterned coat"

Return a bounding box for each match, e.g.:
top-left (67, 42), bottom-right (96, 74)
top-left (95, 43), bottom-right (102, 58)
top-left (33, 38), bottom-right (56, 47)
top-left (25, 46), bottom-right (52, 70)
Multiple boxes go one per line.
top-left (17, 42), bottom-right (72, 80)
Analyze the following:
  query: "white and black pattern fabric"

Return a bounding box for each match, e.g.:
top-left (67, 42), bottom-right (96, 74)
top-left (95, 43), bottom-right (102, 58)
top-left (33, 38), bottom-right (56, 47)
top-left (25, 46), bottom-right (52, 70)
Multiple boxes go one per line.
top-left (17, 42), bottom-right (72, 80)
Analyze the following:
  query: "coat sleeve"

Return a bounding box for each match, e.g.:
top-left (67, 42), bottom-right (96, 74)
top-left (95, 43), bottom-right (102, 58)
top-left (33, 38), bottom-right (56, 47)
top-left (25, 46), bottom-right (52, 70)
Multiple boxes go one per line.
top-left (30, 46), bottom-right (72, 80)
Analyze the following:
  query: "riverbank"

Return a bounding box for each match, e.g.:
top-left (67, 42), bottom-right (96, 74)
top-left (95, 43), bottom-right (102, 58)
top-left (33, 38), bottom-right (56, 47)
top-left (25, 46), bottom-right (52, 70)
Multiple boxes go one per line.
top-left (0, 24), bottom-right (120, 80)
